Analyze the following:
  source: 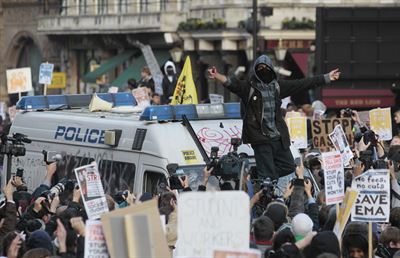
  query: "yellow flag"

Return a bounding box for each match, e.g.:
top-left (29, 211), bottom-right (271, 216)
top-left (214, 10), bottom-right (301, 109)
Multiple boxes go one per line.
top-left (171, 57), bottom-right (198, 105)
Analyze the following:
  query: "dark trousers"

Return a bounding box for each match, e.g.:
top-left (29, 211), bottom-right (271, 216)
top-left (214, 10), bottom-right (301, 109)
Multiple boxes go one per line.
top-left (252, 140), bottom-right (295, 180)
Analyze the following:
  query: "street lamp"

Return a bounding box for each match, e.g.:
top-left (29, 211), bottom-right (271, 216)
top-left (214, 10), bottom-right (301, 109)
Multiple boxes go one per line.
top-left (170, 47), bottom-right (183, 63)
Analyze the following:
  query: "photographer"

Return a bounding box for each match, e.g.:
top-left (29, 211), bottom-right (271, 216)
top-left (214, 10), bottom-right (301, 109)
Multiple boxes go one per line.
top-left (208, 55), bottom-right (340, 181)
top-left (0, 179), bottom-right (17, 240)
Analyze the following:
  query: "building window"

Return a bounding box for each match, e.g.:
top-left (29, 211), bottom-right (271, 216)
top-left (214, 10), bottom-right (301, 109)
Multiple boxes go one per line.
top-left (160, 0), bottom-right (168, 11)
top-left (78, 0), bottom-right (87, 14)
top-left (140, 0), bottom-right (149, 12)
top-left (98, 0), bottom-right (108, 14)
top-left (118, 0), bottom-right (128, 13)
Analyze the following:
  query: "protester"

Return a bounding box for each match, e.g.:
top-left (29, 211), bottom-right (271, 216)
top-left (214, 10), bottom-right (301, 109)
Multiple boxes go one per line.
top-left (138, 66), bottom-right (155, 94)
top-left (151, 93), bottom-right (162, 105)
top-left (162, 61), bottom-right (178, 104)
top-left (208, 55), bottom-right (340, 180)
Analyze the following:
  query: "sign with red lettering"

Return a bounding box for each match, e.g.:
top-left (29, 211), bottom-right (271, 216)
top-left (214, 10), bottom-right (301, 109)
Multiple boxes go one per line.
top-left (84, 220), bottom-right (109, 258)
top-left (75, 163), bottom-right (109, 219)
top-left (322, 151), bottom-right (345, 205)
top-left (311, 118), bottom-right (353, 152)
top-left (322, 89), bottom-right (395, 108)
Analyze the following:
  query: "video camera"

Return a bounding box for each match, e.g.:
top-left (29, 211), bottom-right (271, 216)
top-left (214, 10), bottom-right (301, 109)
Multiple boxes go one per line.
top-left (166, 163), bottom-right (186, 190)
top-left (0, 133), bottom-right (31, 157)
top-left (207, 138), bottom-right (245, 180)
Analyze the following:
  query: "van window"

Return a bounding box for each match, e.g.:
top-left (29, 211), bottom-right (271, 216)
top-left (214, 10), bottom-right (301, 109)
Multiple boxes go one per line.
top-left (57, 156), bottom-right (135, 195)
top-left (143, 171), bottom-right (167, 195)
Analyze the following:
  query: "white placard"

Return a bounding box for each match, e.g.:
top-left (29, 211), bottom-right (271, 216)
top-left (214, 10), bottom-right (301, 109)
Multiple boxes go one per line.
top-left (351, 169), bottom-right (390, 222)
top-left (75, 163), bottom-right (109, 219)
top-left (322, 151), bottom-right (345, 205)
top-left (108, 86), bottom-right (119, 93)
top-left (177, 191), bottom-right (250, 258)
top-left (329, 124), bottom-right (353, 166)
top-left (132, 87), bottom-right (150, 108)
top-left (84, 220), bottom-right (109, 258)
top-left (39, 63), bottom-right (54, 85)
top-left (6, 68), bottom-right (33, 94)
top-left (209, 94), bottom-right (224, 104)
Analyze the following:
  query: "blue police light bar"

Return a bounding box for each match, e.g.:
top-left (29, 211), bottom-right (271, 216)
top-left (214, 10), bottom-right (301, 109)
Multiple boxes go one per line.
top-left (140, 103), bottom-right (241, 121)
top-left (17, 93), bottom-right (136, 110)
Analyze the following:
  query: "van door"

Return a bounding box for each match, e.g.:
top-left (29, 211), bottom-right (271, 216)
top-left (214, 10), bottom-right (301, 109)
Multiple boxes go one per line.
top-left (137, 155), bottom-right (168, 196)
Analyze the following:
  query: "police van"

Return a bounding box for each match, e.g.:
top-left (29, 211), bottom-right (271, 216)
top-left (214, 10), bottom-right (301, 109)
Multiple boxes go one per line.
top-left (7, 93), bottom-right (255, 195)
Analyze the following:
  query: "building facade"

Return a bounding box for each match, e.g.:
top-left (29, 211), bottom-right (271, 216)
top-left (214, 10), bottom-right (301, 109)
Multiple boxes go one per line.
top-left (1, 0), bottom-right (399, 103)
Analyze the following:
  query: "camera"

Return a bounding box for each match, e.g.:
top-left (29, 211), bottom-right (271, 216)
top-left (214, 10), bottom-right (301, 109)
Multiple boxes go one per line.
top-left (16, 168), bottom-right (24, 178)
top-left (41, 178), bottom-right (77, 200)
top-left (207, 138), bottom-right (245, 180)
top-left (42, 150), bottom-right (62, 164)
top-left (0, 133), bottom-right (31, 157)
top-left (363, 130), bottom-right (378, 147)
top-left (166, 163), bottom-right (186, 190)
top-left (260, 178), bottom-right (278, 199)
top-left (343, 108), bottom-right (354, 117)
top-left (113, 190), bottom-right (129, 204)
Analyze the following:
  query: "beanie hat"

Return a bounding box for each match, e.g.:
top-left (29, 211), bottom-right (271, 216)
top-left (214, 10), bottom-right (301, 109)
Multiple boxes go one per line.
top-left (291, 213), bottom-right (313, 241)
top-left (264, 202), bottom-right (288, 231)
top-left (303, 231), bottom-right (340, 258)
top-left (27, 230), bottom-right (54, 253)
top-left (139, 192), bottom-right (152, 202)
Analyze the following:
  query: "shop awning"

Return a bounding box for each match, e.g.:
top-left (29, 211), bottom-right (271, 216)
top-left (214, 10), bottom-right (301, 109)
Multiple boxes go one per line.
top-left (291, 52), bottom-right (309, 77)
top-left (111, 50), bottom-right (171, 87)
top-left (83, 50), bottom-right (136, 83)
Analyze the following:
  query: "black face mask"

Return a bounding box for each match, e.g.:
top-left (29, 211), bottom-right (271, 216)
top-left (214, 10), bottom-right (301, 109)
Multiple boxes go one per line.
top-left (166, 67), bottom-right (175, 76)
top-left (256, 67), bottom-right (275, 83)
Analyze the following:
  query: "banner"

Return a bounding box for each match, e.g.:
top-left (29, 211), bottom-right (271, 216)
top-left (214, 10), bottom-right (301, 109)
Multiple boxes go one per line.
top-left (312, 118), bottom-right (353, 152)
top-left (39, 63), bottom-right (54, 85)
top-left (322, 151), bottom-right (345, 205)
top-left (84, 220), bottom-right (109, 258)
top-left (75, 163), bottom-right (109, 219)
top-left (49, 72), bottom-right (67, 89)
top-left (171, 56), bottom-right (198, 105)
top-left (329, 124), bottom-right (353, 166)
top-left (287, 117), bottom-right (307, 149)
top-left (351, 169), bottom-right (390, 222)
top-left (209, 94), bottom-right (224, 104)
top-left (132, 87), bottom-right (150, 108)
top-left (177, 191), bottom-right (250, 258)
top-left (6, 68), bottom-right (33, 94)
top-left (369, 108), bottom-right (392, 141)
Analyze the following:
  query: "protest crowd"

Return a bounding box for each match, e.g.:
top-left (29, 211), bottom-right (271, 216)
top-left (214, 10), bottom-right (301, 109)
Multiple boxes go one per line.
top-left (1, 56), bottom-right (400, 258)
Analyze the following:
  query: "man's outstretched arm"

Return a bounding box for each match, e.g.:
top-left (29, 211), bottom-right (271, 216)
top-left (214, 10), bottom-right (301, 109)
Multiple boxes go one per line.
top-left (208, 66), bottom-right (248, 99)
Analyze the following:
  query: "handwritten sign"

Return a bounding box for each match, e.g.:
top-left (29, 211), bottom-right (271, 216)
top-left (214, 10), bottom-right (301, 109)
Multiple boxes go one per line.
top-left (84, 220), bottom-right (109, 258)
top-left (75, 163), bottom-right (109, 219)
top-left (312, 118), bottom-right (353, 152)
top-left (322, 151), bottom-right (345, 205)
top-left (351, 169), bottom-right (390, 222)
top-left (370, 108), bottom-right (392, 141)
top-left (329, 124), bottom-right (353, 166)
top-left (287, 117), bottom-right (307, 149)
top-left (6, 68), bottom-right (32, 94)
top-left (177, 192), bottom-right (250, 258)
top-left (209, 94), bottom-right (224, 104)
top-left (132, 87), bottom-right (150, 108)
top-left (39, 63), bottom-right (54, 85)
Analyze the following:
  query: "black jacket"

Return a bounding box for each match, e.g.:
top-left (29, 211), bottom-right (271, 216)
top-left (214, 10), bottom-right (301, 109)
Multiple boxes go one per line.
top-left (223, 55), bottom-right (330, 148)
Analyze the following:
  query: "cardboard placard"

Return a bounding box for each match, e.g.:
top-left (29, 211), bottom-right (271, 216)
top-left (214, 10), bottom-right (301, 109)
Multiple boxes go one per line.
top-left (39, 63), bottom-right (54, 85)
top-left (177, 191), bottom-right (250, 258)
top-left (101, 199), bottom-right (169, 258)
top-left (49, 72), bottom-right (67, 89)
top-left (84, 220), bottom-right (109, 258)
top-left (6, 68), bottom-right (33, 94)
top-left (322, 151), bottom-right (345, 205)
top-left (287, 116), bottom-right (307, 149)
top-left (311, 118), bottom-right (353, 152)
top-left (369, 108), bottom-right (392, 141)
top-left (75, 163), bottom-right (109, 219)
top-left (333, 188), bottom-right (359, 240)
top-left (351, 169), bottom-right (390, 222)
top-left (132, 87), bottom-right (150, 108)
top-left (329, 124), bottom-right (354, 166)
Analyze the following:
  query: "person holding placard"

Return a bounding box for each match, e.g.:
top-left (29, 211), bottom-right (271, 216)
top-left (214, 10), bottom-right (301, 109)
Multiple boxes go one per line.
top-left (208, 55), bottom-right (340, 180)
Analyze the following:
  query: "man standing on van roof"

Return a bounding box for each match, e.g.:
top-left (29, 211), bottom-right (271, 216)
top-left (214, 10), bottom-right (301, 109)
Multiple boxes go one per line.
top-left (208, 55), bottom-right (340, 180)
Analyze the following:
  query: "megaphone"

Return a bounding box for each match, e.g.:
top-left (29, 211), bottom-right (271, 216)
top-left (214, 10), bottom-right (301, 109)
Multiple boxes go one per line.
top-left (89, 93), bottom-right (113, 112)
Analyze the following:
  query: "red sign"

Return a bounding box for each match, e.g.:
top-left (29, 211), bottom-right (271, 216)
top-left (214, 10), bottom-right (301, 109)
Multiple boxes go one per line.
top-left (322, 89), bottom-right (395, 108)
top-left (266, 40), bottom-right (313, 50)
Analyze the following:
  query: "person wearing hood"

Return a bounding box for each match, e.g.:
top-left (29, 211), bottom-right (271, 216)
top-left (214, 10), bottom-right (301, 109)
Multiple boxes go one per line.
top-left (162, 61), bottom-right (178, 104)
top-left (208, 55), bottom-right (340, 180)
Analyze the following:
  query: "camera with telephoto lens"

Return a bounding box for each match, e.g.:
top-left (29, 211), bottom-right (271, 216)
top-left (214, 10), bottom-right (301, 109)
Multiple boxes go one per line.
top-left (260, 177), bottom-right (278, 199)
top-left (41, 178), bottom-right (77, 200)
top-left (0, 133), bottom-right (31, 157)
top-left (207, 138), bottom-right (245, 180)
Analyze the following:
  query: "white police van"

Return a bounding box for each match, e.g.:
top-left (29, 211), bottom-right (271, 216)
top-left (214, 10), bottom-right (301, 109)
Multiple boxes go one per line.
top-left (7, 93), bottom-right (254, 195)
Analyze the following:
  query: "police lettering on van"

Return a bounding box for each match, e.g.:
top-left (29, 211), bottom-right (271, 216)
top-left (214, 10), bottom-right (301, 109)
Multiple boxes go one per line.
top-left (54, 126), bottom-right (105, 144)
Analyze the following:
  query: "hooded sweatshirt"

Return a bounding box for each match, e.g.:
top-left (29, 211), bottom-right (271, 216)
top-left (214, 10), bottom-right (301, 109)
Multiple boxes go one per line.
top-left (162, 61), bottom-right (178, 102)
top-left (252, 55), bottom-right (280, 139)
